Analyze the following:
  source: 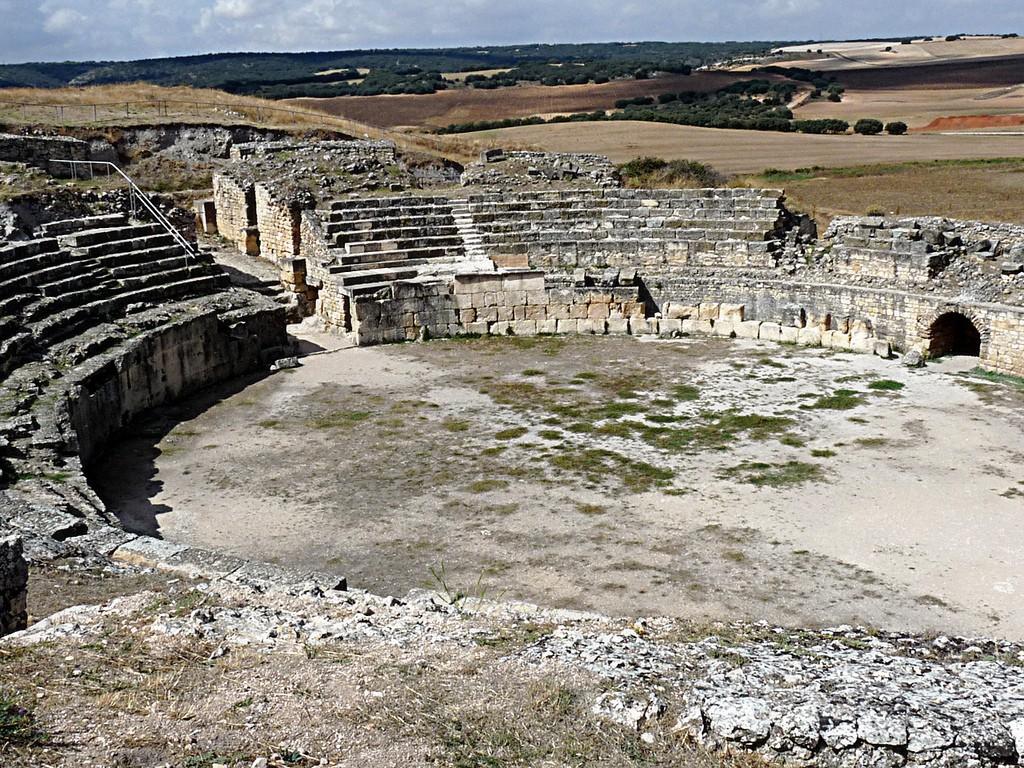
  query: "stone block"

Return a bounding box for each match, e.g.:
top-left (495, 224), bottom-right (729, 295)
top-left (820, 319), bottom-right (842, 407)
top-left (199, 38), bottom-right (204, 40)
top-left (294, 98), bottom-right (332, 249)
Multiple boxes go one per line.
top-left (607, 317), bottom-right (630, 335)
top-left (512, 320), bottom-right (538, 336)
top-left (851, 334), bottom-right (875, 354)
top-left (557, 319), bottom-right (579, 334)
top-left (693, 319), bottom-right (715, 335)
top-left (539, 319), bottom-right (559, 335)
top-left (587, 303), bottom-right (610, 320)
top-left (524, 305), bottom-right (547, 321)
top-left (719, 303), bottom-right (745, 323)
top-left (830, 332), bottom-right (853, 351)
top-left (632, 317), bottom-right (659, 335)
top-left (698, 302), bottom-right (720, 321)
top-left (797, 327), bottom-right (822, 347)
top-left (459, 308), bottom-right (477, 324)
top-left (665, 303), bottom-right (698, 320)
top-left (758, 322), bottom-right (782, 342)
top-left (660, 318), bottom-right (683, 337)
top-left (736, 320), bottom-right (762, 339)
top-left (526, 290), bottom-right (549, 305)
top-left (464, 322), bottom-right (489, 336)
top-left (579, 319), bottom-right (607, 335)
top-left (780, 326), bottom-right (800, 344)
top-left (713, 320), bottom-right (736, 338)
top-left (873, 340), bottom-right (893, 359)
top-left (490, 321), bottom-right (512, 336)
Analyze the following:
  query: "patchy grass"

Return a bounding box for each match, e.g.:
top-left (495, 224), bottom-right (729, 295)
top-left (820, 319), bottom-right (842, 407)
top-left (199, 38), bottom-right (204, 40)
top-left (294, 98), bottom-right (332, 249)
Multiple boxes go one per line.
top-left (306, 410), bottom-right (373, 429)
top-left (671, 383), bottom-right (701, 401)
top-left (442, 418), bottom-right (471, 433)
top-left (466, 478), bottom-right (510, 493)
top-left (968, 367), bottom-right (1024, 390)
top-left (810, 448), bottom-right (837, 458)
top-left (868, 379), bottom-right (905, 392)
top-left (550, 449), bottom-right (675, 492)
top-left (495, 426), bottom-right (529, 441)
top-left (0, 694), bottom-right (48, 749)
top-left (804, 389), bottom-right (863, 411)
top-left (855, 437), bottom-right (890, 448)
top-left (576, 502), bottom-right (607, 516)
top-left (721, 461), bottom-right (826, 488)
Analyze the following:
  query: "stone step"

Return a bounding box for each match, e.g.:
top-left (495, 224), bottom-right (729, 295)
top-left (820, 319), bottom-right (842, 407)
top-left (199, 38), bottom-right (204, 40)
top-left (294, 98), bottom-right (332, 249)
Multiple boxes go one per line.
top-left (328, 257), bottom-right (433, 275)
top-left (324, 212), bottom-right (456, 231)
top-left (73, 232), bottom-right (180, 259)
top-left (327, 196), bottom-right (452, 211)
top-left (337, 267), bottom-right (420, 287)
top-left (95, 244), bottom-right (187, 270)
top-left (38, 214), bottom-right (127, 238)
top-left (58, 223), bottom-right (165, 249)
top-left (0, 238), bottom-right (60, 267)
top-left (332, 224), bottom-right (460, 244)
top-left (0, 256), bottom-right (99, 301)
top-left (108, 255), bottom-right (193, 280)
top-left (345, 235), bottom-right (464, 256)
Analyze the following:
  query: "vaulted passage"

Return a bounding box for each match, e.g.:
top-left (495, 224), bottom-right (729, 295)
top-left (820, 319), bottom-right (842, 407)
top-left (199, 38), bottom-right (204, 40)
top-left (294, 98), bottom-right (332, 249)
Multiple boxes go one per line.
top-left (928, 312), bottom-right (982, 357)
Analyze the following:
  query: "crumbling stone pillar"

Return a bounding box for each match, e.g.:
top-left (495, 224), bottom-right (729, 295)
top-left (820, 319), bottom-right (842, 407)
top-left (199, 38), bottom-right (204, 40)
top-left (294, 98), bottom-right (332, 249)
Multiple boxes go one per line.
top-left (0, 536), bottom-right (28, 636)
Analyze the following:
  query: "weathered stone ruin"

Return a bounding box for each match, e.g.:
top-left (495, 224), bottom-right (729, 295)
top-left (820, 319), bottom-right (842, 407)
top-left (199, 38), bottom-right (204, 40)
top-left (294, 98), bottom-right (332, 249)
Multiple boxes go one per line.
top-left (0, 212), bottom-right (287, 555)
top-left (4, 136), bottom-right (1024, 767)
top-left (216, 180), bottom-right (1024, 376)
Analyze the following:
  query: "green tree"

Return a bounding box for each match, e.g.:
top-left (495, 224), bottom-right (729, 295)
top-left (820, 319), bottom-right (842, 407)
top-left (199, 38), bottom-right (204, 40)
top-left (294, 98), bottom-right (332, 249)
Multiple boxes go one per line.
top-left (885, 121), bottom-right (908, 135)
top-left (854, 119), bottom-right (885, 136)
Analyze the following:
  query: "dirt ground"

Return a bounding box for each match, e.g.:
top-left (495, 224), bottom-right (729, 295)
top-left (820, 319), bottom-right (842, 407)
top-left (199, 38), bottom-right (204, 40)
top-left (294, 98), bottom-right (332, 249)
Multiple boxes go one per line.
top-left (792, 85), bottom-right (1024, 129)
top-left (750, 159), bottom-right (1024, 225)
top-left (286, 72), bottom-right (762, 129)
top-left (467, 120), bottom-right (1024, 173)
top-left (90, 333), bottom-right (1024, 641)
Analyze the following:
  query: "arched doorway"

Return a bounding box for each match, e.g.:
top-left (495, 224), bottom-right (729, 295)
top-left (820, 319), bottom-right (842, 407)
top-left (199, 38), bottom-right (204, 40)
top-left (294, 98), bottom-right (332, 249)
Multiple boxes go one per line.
top-left (927, 312), bottom-right (981, 357)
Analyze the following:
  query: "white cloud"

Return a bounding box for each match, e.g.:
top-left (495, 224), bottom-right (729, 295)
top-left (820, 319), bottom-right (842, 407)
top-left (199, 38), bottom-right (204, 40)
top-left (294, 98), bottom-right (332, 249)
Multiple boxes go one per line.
top-left (0, 0), bottom-right (1019, 64)
top-left (43, 7), bottom-right (86, 33)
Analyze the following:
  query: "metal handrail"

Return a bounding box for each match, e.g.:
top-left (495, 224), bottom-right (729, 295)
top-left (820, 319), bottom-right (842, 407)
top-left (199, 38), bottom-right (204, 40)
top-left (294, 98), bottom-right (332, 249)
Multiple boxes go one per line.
top-left (49, 159), bottom-right (197, 261)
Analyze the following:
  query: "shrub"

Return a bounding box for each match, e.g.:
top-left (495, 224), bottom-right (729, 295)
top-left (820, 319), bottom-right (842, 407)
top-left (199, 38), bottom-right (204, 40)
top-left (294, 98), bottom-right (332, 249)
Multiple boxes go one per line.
top-left (854, 119), bottom-right (885, 136)
top-left (794, 119), bottom-right (849, 134)
top-left (885, 121), bottom-right (908, 135)
top-left (618, 156), bottom-right (667, 178)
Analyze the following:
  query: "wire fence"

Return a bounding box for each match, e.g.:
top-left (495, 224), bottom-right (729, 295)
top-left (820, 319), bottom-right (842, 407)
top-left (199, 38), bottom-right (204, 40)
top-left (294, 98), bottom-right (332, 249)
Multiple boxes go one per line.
top-left (0, 97), bottom-right (378, 136)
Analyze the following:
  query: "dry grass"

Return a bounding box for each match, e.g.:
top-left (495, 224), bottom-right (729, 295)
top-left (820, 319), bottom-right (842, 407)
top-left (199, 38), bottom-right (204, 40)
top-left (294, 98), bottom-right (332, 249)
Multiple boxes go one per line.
top-left (0, 84), bottom-right (465, 159)
top-left (744, 158), bottom-right (1024, 226)
top-left (469, 120), bottom-right (1024, 174)
top-left (793, 85), bottom-right (1024, 130)
top-left (762, 36), bottom-right (1024, 72)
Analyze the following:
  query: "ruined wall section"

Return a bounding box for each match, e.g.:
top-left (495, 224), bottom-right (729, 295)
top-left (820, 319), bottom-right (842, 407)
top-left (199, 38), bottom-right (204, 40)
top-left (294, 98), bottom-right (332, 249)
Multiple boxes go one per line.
top-left (344, 271), bottom-right (644, 346)
top-left (0, 132), bottom-right (90, 174)
top-left (253, 182), bottom-right (302, 263)
top-left (211, 173), bottom-right (254, 255)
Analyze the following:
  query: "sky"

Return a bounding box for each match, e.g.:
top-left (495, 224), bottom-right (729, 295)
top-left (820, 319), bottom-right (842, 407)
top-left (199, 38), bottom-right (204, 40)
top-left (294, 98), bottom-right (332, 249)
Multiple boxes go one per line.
top-left (0, 0), bottom-right (1021, 64)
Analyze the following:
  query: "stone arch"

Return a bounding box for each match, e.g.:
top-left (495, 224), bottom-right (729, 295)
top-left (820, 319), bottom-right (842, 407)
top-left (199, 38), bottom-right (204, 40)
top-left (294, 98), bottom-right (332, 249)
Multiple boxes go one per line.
top-left (919, 306), bottom-right (987, 357)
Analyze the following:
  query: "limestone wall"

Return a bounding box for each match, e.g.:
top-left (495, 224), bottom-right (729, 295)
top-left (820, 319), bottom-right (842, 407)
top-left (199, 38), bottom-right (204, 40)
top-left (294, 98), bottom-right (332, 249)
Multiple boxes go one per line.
top-left (254, 182), bottom-right (302, 263)
top-left (212, 173), bottom-right (254, 255)
top-left (0, 132), bottom-right (90, 174)
top-left (337, 271), bottom-right (642, 345)
top-left (0, 536), bottom-right (27, 636)
top-left (647, 272), bottom-right (1024, 375)
top-left (65, 305), bottom-right (287, 464)
top-left (230, 139), bottom-right (396, 164)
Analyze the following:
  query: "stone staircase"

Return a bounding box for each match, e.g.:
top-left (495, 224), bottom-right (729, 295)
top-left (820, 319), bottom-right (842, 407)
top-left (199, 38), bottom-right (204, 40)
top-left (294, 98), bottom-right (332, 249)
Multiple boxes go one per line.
top-left (316, 196), bottom-right (494, 300)
top-left (0, 215), bottom-right (230, 380)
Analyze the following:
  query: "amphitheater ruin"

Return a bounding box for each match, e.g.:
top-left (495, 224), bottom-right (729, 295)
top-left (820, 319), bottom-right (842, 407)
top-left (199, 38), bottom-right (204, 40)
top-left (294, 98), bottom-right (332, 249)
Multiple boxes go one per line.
top-left (2, 128), bottom-right (1024, 766)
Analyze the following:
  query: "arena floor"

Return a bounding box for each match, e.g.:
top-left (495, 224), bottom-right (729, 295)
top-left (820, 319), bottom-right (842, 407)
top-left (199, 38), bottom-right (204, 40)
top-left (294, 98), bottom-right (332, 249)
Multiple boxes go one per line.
top-left (92, 332), bottom-right (1024, 639)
